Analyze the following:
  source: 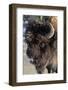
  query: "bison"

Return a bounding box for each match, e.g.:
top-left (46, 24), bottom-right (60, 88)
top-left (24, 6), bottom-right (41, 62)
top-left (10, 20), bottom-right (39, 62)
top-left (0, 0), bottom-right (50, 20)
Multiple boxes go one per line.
top-left (24, 16), bottom-right (57, 74)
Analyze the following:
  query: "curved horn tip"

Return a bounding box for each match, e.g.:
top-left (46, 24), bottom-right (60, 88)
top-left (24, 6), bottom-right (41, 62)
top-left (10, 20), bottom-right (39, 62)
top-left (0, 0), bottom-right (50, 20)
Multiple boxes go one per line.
top-left (46, 23), bottom-right (55, 39)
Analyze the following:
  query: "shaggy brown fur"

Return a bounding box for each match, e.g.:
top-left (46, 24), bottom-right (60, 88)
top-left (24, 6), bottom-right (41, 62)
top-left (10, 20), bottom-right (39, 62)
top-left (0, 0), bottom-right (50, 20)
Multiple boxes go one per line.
top-left (24, 16), bottom-right (57, 74)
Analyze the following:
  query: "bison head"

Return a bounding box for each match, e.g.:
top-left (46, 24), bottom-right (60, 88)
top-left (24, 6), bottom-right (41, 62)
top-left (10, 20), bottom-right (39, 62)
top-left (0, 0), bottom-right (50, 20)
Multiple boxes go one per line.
top-left (24, 20), bottom-right (57, 74)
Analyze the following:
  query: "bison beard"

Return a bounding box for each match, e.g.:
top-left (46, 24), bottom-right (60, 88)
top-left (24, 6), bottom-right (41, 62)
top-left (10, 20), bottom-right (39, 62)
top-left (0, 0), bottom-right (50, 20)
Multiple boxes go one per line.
top-left (24, 18), bottom-right (57, 74)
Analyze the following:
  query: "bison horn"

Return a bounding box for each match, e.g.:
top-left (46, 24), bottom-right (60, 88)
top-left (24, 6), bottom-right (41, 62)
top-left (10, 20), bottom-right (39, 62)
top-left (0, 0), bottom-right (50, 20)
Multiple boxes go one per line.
top-left (46, 22), bottom-right (55, 39)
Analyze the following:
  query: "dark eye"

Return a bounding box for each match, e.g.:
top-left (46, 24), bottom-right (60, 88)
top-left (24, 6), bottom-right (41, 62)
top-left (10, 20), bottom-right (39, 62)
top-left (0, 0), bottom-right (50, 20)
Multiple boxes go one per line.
top-left (39, 42), bottom-right (47, 48)
top-left (32, 39), bottom-right (39, 44)
top-left (35, 39), bottom-right (39, 44)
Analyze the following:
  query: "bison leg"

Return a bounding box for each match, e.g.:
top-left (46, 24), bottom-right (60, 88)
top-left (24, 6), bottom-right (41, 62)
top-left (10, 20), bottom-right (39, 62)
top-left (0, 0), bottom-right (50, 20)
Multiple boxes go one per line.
top-left (46, 65), bottom-right (52, 73)
top-left (56, 68), bottom-right (57, 73)
top-left (52, 68), bottom-right (57, 73)
top-left (52, 65), bottom-right (57, 73)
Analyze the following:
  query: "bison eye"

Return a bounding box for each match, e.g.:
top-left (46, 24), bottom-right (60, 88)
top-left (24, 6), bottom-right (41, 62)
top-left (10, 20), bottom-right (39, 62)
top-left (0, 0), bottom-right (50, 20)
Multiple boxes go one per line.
top-left (40, 42), bottom-right (46, 48)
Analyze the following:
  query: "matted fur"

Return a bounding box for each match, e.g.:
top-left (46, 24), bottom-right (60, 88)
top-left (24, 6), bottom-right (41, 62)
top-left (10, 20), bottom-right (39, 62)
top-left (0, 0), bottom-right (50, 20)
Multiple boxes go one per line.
top-left (24, 16), bottom-right (57, 74)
